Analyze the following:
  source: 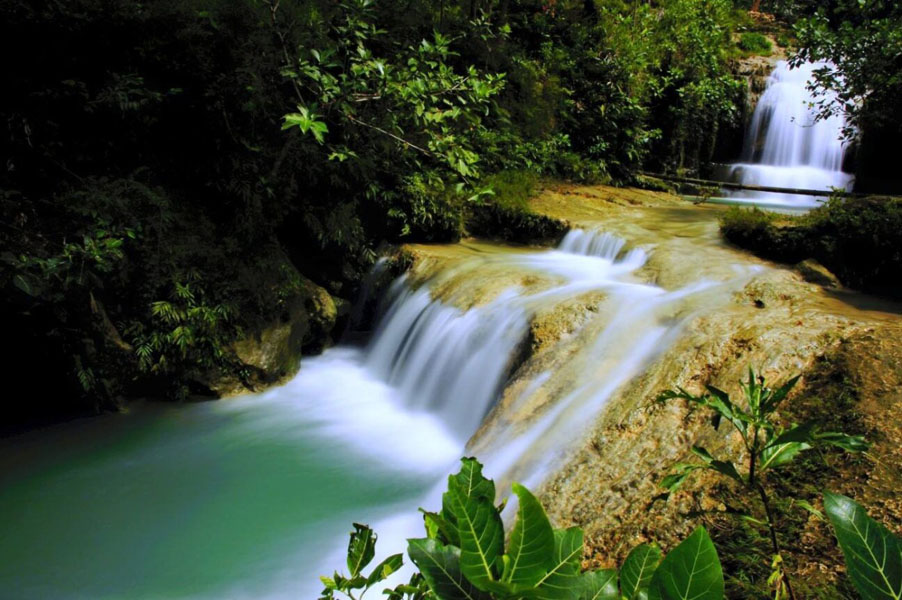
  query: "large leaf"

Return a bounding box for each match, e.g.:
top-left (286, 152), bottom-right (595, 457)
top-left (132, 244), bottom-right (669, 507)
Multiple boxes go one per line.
top-left (648, 527), bottom-right (723, 600)
top-left (620, 544), bottom-right (662, 600)
top-left (527, 527), bottom-right (585, 600)
top-left (824, 492), bottom-right (902, 600)
top-left (347, 523), bottom-right (376, 577)
top-left (502, 483), bottom-right (555, 588)
top-left (408, 538), bottom-right (490, 600)
top-left (578, 569), bottom-right (619, 600)
top-left (758, 441), bottom-right (811, 471)
top-left (442, 459), bottom-right (504, 590)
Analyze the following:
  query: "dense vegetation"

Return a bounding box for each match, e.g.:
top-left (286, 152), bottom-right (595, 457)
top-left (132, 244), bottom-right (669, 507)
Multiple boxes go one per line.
top-left (0, 0), bottom-right (750, 424)
top-left (2, 0), bottom-right (900, 425)
top-left (720, 196), bottom-right (902, 298)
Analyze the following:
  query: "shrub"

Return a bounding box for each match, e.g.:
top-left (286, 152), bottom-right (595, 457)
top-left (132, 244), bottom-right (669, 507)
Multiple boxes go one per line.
top-left (320, 457), bottom-right (725, 600)
top-left (739, 33), bottom-right (773, 55)
top-left (466, 171), bottom-right (568, 245)
top-left (720, 197), bottom-right (902, 298)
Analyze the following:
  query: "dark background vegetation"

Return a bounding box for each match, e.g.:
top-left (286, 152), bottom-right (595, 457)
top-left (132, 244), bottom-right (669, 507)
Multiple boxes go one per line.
top-left (1, 0), bottom-right (899, 428)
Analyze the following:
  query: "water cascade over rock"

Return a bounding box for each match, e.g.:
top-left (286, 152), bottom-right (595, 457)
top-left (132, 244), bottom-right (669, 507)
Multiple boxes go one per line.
top-left (729, 60), bottom-right (854, 208)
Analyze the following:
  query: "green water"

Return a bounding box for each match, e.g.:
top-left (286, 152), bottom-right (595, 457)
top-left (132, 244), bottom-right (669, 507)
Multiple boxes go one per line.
top-left (0, 395), bottom-right (436, 599)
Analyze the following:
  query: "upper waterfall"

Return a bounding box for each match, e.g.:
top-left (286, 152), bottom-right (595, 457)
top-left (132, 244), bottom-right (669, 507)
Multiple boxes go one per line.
top-left (729, 60), bottom-right (854, 207)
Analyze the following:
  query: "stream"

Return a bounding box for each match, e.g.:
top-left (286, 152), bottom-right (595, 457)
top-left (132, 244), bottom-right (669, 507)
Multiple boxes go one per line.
top-left (0, 225), bottom-right (760, 599)
top-left (0, 60), bottom-right (868, 599)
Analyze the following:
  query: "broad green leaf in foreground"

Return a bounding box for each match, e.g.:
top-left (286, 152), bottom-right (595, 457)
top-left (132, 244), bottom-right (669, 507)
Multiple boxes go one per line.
top-left (527, 527), bottom-right (585, 600)
top-left (408, 538), bottom-right (490, 600)
top-left (824, 492), bottom-right (902, 600)
top-left (578, 569), bottom-right (619, 600)
top-left (442, 458), bottom-right (504, 590)
top-left (620, 544), bottom-right (662, 600)
top-left (502, 482), bottom-right (555, 588)
top-left (648, 527), bottom-right (723, 600)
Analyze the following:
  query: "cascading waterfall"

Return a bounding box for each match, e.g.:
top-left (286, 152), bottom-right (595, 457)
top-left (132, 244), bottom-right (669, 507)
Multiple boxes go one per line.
top-left (0, 227), bottom-right (760, 600)
top-left (729, 60), bottom-right (854, 208)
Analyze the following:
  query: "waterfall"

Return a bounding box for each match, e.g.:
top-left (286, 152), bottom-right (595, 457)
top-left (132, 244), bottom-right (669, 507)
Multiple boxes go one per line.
top-left (729, 60), bottom-right (854, 208)
top-left (0, 227), bottom-right (760, 600)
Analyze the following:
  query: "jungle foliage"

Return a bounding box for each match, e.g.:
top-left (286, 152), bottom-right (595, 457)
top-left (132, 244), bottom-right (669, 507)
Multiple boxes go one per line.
top-left (1, 0), bottom-right (752, 422)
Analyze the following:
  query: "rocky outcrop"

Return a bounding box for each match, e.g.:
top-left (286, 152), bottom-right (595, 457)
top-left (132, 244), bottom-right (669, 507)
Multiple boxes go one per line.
top-left (402, 184), bottom-right (902, 597)
top-left (207, 263), bottom-right (339, 397)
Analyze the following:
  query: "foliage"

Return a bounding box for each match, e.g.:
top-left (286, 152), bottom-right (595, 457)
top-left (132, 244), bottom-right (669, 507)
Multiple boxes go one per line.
top-left (824, 492), bottom-right (902, 600)
top-left (739, 32), bottom-right (773, 55)
top-left (126, 276), bottom-right (241, 400)
top-left (0, 0), bottom-right (755, 421)
top-left (321, 457), bottom-right (725, 600)
top-left (657, 369), bottom-right (867, 599)
top-left (720, 197), bottom-right (902, 298)
top-left (791, 0), bottom-right (902, 138)
top-left (467, 171), bottom-right (567, 244)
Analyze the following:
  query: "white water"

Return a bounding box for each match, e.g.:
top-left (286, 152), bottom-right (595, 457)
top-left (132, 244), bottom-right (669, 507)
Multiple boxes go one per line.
top-left (1, 229), bottom-right (759, 599)
top-left (729, 60), bottom-right (854, 208)
top-left (295, 229), bottom-right (758, 596)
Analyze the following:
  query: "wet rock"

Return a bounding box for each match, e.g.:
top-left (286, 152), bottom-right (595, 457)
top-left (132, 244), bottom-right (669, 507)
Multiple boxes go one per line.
top-left (209, 271), bottom-right (337, 397)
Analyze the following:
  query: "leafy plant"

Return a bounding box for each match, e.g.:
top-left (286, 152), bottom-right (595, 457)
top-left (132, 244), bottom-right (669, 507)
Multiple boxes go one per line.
top-left (657, 369), bottom-right (868, 599)
top-left (739, 32), bottom-right (773, 55)
top-left (824, 492), bottom-right (902, 600)
top-left (321, 458), bottom-right (725, 600)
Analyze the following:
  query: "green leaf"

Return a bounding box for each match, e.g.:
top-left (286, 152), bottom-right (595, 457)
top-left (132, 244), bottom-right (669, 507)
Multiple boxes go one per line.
top-left (12, 274), bottom-right (34, 296)
top-left (660, 463), bottom-right (703, 493)
top-left (502, 482), bottom-right (555, 588)
top-left (648, 527), bottom-right (723, 600)
top-left (824, 492), bottom-right (902, 600)
top-left (704, 385), bottom-right (750, 436)
top-left (366, 553), bottom-right (404, 587)
top-left (442, 459), bottom-right (503, 590)
top-left (690, 447), bottom-right (745, 485)
top-left (766, 423), bottom-right (817, 446)
top-left (578, 569), bottom-right (618, 600)
top-left (620, 544), bottom-right (662, 600)
top-left (408, 538), bottom-right (490, 600)
top-left (761, 375), bottom-right (800, 413)
top-left (759, 441), bottom-right (811, 471)
top-left (526, 527), bottom-right (585, 600)
top-left (422, 509), bottom-right (460, 546)
top-left (815, 431), bottom-right (869, 452)
top-left (347, 523), bottom-right (377, 577)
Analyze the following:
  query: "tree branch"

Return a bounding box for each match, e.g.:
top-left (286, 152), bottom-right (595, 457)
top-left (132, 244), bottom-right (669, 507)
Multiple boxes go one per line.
top-left (344, 113), bottom-right (432, 156)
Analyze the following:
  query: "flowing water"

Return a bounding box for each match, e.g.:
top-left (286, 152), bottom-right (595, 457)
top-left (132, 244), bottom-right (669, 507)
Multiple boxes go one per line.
top-left (0, 229), bottom-right (760, 599)
top-left (727, 60), bottom-right (853, 209)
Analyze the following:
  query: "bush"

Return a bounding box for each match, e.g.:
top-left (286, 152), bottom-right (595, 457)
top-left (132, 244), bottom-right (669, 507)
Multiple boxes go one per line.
top-left (466, 171), bottom-right (568, 245)
top-left (739, 32), bottom-right (774, 55)
top-left (720, 197), bottom-right (902, 297)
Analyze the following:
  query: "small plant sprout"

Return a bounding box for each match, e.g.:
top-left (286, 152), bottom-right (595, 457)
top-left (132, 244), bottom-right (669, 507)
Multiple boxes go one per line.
top-left (656, 368), bottom-right (868, 600)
